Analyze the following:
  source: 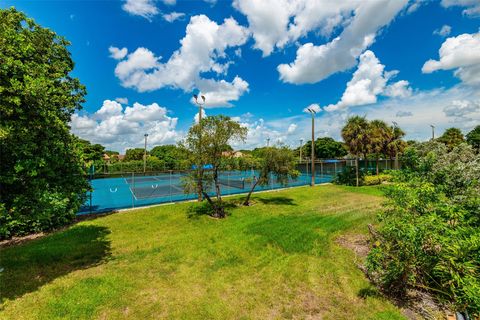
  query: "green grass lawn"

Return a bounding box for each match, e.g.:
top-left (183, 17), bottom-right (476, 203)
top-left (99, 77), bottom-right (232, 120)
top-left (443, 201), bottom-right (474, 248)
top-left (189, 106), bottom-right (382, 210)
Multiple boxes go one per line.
top-left (0, 185), bottom-right (405, 320)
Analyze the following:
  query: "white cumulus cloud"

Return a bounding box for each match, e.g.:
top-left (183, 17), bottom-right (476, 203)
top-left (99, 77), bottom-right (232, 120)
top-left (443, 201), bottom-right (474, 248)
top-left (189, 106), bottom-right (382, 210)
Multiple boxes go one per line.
top-left (443, 99), bottom-right (480, 122)
top-left (111, 15), bottom-right (250, 107)
top-left (163, 12), bottom-right (185, 22)
top-left (433, 25), bottom-right (452, 37)
top-left (70, 100), bottom-right (179, 151)
top-left (303, 103), bottom-right (321, 113)
top-left (422, 31), bottom-right (480, 86)
top-left (441, 0), bottom-right (480, 17)
top-left (276, 0), bottom-right (408, 84)
top-left (109, 46), bottom-right (128, 60)
top-left (122, 0), bottom-right (159, 20)
top-left (115, 97), bottom-right (129, 104)
top-left (324, 50), bottom-right (411, 112)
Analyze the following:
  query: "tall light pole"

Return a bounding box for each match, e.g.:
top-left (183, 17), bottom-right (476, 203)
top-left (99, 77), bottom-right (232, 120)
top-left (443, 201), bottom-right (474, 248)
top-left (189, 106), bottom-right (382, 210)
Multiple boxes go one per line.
top-left (143, 133), bottom-right (148, 173)
top-left (392, 121), bottom-right (398, 170)
top-left (193, 91), bottom-right (206, 201)
top-left (430, 124), bottom-right (435, 140)
top-left (307, 108), bottom-right (316, 187)
top-left (299, 138), bottom-right (304, 162)
top-left (193, 92), bottom-right (206, 123)
top-left (266, 137), bottom-right (270, 147)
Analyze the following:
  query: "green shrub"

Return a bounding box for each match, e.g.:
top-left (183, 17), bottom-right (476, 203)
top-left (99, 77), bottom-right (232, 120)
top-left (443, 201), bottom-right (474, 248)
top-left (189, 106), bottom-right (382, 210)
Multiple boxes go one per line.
top-left (334, 166), bottom-right (365, 186)
top-left (367, 142), bottom-right (480, 316)
top-left (364, 174), bottom-right (392, 186)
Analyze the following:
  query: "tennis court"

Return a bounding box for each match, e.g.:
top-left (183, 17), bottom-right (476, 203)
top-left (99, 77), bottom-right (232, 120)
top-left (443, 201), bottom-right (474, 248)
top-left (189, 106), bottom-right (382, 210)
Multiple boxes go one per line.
top-left (79, 170), bottom-right (335, 214)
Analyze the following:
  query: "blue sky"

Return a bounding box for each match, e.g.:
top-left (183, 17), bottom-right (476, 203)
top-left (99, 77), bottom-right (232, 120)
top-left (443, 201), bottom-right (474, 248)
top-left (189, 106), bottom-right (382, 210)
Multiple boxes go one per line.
top-left (3, 0), bottom-right (480, 151)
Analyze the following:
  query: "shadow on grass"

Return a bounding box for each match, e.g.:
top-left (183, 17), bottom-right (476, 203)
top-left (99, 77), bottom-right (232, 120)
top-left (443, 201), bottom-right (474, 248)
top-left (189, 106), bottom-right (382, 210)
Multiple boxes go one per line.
top-left (257, 196), bottom-right (297, 206)
top-left (246, 213), bottom-right (360, 255)
top-left (186, 200), bottom-right (237, 219)
top-left (0, 225), bottom-right (111, 303)
top-left (358, 287), bottom-right (382, 299)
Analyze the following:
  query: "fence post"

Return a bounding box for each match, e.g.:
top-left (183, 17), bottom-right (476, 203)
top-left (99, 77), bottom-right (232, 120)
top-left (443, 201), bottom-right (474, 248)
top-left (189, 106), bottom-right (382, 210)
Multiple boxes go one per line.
top-left (131, 172), bottom-right (135, 208)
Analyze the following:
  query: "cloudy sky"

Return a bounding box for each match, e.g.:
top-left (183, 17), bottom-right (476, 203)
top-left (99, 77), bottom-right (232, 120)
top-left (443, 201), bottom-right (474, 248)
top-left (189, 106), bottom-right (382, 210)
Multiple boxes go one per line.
top-left (5, 0), bottom-right (480, 151)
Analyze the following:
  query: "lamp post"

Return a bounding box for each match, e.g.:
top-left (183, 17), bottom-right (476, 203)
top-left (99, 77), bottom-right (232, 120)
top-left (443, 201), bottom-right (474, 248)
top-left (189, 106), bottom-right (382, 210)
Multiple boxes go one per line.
top-left (193, 91), bottom-right (206, 202)
top-left (143, 133), bottom-right (148, 173)
top-left (307, 108), bottom-right (316, 186)
top-left (430, 124), bottom-right (435, 140)
top-left (193, 92), bottom-right (206, 123)
top-left (392, 121), bottom-right (398, 170)
top-left (266, 137), bottom-right (270, 147)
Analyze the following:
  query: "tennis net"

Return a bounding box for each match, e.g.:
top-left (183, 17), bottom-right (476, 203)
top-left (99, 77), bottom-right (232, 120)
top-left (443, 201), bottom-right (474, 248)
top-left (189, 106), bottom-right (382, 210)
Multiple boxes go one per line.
top-left (217, 178), bottom-right (245, 189)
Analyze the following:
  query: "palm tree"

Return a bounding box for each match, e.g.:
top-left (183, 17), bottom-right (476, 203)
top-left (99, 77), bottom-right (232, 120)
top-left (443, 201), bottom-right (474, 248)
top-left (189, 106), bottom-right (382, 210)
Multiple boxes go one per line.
top-left (386, 125), bottom-right (406, 169)
top-left (369, 120), bottom-right (390, 175)
top-left (341, 116), bottom-right (370, 186)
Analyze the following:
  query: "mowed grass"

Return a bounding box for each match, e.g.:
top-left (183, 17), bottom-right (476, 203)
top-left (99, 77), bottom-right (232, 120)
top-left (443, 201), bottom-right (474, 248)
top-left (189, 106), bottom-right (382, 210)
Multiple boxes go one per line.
top-left (0, 185), bottom-right (404, 320)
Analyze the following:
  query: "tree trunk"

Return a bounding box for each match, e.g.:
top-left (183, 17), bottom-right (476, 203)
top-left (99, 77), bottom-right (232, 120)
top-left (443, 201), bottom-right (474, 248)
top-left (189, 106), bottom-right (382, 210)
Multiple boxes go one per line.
top-left (243, 178), bottom-right (260, 206)
top-left (213, 168), bottom-right (222, 203)
top-left (202, 191), bottom-right (225, 218)
top-left (355, 156), bottom-right (359, 187)
top-left (197, 167), bottom-right (203, 202)
top-left (376, 157), bottom-right (379, 175)
top-left (204, 167), bottom-right (224, 218)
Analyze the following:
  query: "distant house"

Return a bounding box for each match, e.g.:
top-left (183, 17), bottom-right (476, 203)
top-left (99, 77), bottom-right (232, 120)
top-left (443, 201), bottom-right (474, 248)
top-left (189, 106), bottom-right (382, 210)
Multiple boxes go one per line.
top-left (117, 154), bottom-right (126, 161)
top-left (102, 154), bottom-right (111, 162)
top-left (222, 151), bottom-right (244, 158)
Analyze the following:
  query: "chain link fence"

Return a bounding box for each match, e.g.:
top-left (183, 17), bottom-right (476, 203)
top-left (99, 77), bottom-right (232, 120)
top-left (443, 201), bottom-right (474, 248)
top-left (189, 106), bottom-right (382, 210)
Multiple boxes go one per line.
top-left (79, 158), bottom-right (400, 214)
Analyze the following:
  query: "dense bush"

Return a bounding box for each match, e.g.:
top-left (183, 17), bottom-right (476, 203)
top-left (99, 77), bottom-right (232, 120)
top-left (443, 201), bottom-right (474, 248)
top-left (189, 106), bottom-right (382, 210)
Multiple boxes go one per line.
top-left (367, 142), bottom-right (480, 315)
top-left (364, 174), bottom-right (392, 186)
top-left (334, 166), bottom-right (366, 186)
top-left (0, 9), bottom-right (89, 239)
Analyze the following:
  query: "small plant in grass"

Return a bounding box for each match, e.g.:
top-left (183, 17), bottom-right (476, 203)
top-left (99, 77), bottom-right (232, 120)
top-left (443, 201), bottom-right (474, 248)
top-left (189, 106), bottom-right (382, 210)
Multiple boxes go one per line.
top-left (367, 141), bottom-right (480, 316)
top-left (243, 146), bottom-right (299, 206)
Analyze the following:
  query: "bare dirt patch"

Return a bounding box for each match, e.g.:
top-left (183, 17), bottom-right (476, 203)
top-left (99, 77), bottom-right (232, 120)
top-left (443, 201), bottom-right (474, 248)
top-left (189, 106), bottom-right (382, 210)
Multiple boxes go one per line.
top-left (0, 232), bottom-right (46, 248)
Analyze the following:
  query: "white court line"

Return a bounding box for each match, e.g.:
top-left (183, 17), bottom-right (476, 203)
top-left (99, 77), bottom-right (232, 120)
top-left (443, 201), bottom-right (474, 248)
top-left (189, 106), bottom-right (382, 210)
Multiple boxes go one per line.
top-left (124, 176), bottom-right (138, 201)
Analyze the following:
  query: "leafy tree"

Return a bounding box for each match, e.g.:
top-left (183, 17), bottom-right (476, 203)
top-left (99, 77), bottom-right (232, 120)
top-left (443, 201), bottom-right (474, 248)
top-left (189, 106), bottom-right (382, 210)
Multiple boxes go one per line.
top-left (150, 145), bottom-right (183, 170)
top-left (104, 150), bottom-right (119, 163)
top-left (466, 125), bottom-right (480, 151)
top-left (250, 147), bottom-right (269, 158)
top-left (105, 150), bottom-right (119, 156)
top-left (181, 115), bottom-right (247, 218)
top-left (300, 137), bottom-right (347, 159)
top-left (386, 125), bottom-right (406, 170)
top-left (0, 8), bottom-right (88, 238)
top-left (368, 120), bottom-right (390, 175)
top-left (368, 142), bottom-right (480, 315)
top-left (243, 146), bottom-right (299, 206)
top-left (341, 116), bottom-right (370, 186)
top-left (438, 127), bottom-right (465, 150)
top-left (77, 139), bottom-right (105, 164)
top-left (124, 148), bottom-right (146, 161)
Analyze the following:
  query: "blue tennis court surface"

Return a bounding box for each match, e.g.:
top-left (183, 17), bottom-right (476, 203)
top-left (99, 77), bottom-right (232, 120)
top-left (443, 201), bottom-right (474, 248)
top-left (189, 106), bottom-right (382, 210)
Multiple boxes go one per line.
top-left (79, 171), bottom-right (334, 214)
